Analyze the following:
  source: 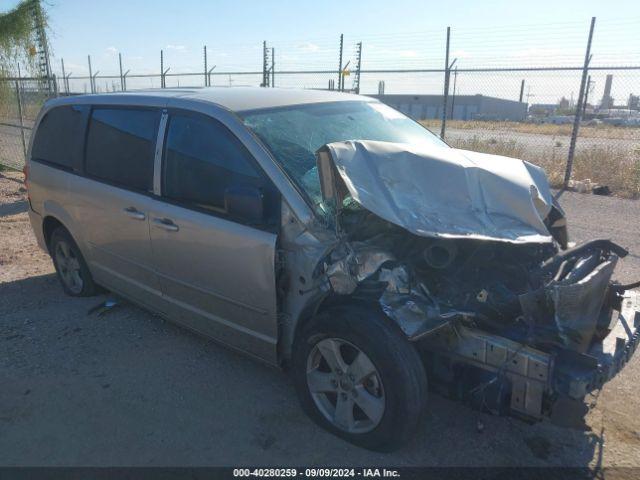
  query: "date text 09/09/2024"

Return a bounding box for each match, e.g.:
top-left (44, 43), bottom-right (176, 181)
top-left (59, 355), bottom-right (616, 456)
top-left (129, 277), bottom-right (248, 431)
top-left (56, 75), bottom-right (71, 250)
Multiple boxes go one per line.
top-left (232, 468), bottom-right (400, 478)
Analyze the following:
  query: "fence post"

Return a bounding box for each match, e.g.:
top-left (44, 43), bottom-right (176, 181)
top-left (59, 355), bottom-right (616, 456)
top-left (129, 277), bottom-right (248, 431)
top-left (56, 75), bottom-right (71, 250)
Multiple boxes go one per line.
top-left (61, 59), bottom-right (67, 95)
top-left (564, 16), bottom-right (596, 189)
top-left (88, 55), bottom-right (94, 93)
top-left (160, 50), bottom-right (164, 88)
top-left (450, 67), bottom-right (458, 119)
top-left (354, 42), bottom-right (363, 94)
top-left (119, 53), bottom-right (125, 91)
top-left (262, 41), bottom-right (268, 87)
top-left (204, 46), bottom-right (208, 86)
top-left (338, 34), bottom-right (344, 92)
top-left (15, 81), bottom-right (27, 163)
top-left (91, 71), bottom-right (100, 92)
top-left (271, 47), bottom-right (275, 88)
top-left (65, 72), bottom-right (72, 94)
top-left (440, 27), bottom-right (451, 139)
top-left (160, 50), bottom-right (170, 88)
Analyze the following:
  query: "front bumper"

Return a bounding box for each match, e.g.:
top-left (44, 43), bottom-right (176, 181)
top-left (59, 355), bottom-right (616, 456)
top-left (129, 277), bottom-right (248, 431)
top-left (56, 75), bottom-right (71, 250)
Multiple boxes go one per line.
top-left (422, 290), bottom-right (640, 421)
top-left (555, 290), bottom-right (640, 400)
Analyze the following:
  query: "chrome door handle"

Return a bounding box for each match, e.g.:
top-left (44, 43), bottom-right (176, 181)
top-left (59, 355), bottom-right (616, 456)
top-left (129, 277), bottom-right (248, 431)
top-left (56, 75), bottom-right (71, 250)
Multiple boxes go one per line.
top-left (152, 217), bottom-right (179, 232)
top-left (123, 206), bottom-right (145, 220)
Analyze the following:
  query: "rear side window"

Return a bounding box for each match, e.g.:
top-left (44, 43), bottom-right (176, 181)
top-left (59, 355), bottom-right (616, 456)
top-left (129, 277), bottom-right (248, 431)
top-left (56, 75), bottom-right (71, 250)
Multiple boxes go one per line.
top-left (163, 113), bottom-right (263, 212)
top-left (85, 108), bottom-right (160, 192)
top-left (31, 105), bottom-right (87, 169)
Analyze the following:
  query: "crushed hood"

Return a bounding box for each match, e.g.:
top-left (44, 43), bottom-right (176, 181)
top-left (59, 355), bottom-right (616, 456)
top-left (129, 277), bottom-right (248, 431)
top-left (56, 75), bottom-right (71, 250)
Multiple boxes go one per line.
top-left (318, 140), bottom-right (555, 243)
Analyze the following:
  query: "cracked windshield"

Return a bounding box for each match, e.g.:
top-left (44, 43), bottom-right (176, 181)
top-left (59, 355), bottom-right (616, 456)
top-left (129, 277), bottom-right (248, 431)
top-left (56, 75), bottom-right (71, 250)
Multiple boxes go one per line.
top-left (243, 100), bottom-right (448, 215)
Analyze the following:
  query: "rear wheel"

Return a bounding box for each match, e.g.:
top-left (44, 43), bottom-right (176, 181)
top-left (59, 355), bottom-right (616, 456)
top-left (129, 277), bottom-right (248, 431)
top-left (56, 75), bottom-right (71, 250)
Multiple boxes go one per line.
top-left (50, 227), bottom-right (97, 297)
top-left (292, 304), bottom-right (428, 451)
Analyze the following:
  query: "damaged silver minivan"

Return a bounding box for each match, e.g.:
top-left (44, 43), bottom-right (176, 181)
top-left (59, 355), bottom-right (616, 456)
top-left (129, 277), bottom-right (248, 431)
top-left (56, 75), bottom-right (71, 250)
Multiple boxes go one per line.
top-left (26, 87), bottom-right (639, 451)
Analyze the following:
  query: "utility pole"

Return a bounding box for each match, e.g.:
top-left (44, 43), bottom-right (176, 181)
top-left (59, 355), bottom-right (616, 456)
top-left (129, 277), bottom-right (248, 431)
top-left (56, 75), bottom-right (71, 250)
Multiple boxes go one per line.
top-left (564, 17), bottom-right (596, 189)
top-left (338, 34), bottom-right (344, 92)
top-left (526, 86), bottom-right (534, 105)
top-left (519, 79), bottom-right (525, 103)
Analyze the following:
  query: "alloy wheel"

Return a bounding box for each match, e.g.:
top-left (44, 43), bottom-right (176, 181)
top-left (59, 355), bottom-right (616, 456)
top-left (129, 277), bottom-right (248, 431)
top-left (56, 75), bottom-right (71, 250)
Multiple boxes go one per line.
top-left (54, 240), bottom-right (84, 294)
top-left (306, 337), bottom-right (385, 434)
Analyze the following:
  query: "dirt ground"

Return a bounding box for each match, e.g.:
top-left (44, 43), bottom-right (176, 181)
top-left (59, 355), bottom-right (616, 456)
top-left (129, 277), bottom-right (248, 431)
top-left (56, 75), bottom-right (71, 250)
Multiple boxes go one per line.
top-left (1, 169), bottom-right (640, 467)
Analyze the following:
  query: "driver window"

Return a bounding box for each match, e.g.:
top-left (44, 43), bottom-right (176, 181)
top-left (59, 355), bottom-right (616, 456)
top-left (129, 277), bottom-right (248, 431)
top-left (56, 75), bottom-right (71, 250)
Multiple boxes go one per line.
top-left (162, 113), bottom-right (263, 214)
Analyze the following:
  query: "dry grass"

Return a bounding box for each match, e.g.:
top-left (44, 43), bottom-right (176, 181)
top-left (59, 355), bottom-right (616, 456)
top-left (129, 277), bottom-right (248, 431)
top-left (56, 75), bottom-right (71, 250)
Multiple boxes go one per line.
top-left (421, 119), bottom-right (640, 141)
top-left (451, 136), bottom-right (640, 198)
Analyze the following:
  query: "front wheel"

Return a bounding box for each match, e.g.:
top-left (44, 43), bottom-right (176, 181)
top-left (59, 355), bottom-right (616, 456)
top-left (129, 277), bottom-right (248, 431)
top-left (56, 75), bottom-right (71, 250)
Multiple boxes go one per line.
top-left (292, 304), bottom-right (428, 451)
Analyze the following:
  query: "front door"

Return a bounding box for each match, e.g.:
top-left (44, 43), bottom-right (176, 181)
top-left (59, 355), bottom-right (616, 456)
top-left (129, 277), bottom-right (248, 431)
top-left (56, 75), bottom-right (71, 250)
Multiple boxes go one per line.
top-left (149, 110), bottom-right (280, 363)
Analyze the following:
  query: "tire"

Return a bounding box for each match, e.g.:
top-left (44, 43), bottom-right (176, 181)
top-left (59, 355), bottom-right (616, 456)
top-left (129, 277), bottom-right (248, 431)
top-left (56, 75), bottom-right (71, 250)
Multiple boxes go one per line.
top-left (49, 227), bottom-right (98, 297)
top-left (292, 304), bottom-right (428, 452)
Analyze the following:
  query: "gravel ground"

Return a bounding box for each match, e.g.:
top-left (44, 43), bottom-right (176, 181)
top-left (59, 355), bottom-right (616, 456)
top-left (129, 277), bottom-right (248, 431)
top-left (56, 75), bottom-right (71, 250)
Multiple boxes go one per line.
top-left (1, 170), bottom-right (639, 467)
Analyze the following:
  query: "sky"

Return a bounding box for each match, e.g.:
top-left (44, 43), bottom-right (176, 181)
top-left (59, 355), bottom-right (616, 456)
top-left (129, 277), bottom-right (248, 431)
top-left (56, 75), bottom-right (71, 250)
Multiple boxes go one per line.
top-left (3, 0), bottom-right (640, 101)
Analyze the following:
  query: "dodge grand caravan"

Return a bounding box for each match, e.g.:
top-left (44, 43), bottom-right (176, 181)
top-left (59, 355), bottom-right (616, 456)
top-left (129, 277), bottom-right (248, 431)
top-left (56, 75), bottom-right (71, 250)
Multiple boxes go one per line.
top-left (26, 87), bottom-right (639, 451)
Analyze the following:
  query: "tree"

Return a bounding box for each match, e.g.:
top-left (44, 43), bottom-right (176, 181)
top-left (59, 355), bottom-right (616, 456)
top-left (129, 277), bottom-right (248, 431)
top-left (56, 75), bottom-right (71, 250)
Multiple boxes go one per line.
top-left (0, 0), bottom-right (48, 77)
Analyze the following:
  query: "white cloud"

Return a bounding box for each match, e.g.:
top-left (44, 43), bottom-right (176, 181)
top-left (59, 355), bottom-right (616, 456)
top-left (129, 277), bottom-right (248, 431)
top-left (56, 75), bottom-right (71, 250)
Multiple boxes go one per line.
top-left (166, 44), bottom-right (187, 51)
top-left (105, 46), bottom-right (118, 55)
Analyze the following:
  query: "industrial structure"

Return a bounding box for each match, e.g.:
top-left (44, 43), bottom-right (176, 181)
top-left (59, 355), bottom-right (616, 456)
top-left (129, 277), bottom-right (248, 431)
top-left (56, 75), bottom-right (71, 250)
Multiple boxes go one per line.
top-left (600, 74), bottom-right (614, 109)
top-left (370, 94), bottom-right (528, 121)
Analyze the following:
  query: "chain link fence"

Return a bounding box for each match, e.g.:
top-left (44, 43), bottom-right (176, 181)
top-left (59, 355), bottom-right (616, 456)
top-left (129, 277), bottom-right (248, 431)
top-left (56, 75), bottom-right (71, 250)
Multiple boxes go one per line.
top-left (1, 28), bottom-right (639, 197)
top-left (406, 68), bottom-right (640, 197)
top-left (1, 79), bottom-right (32, 171)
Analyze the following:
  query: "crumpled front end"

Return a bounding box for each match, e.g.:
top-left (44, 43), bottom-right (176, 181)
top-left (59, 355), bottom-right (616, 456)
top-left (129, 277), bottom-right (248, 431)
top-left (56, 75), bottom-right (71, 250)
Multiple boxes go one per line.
top-left (311, 139), bottom-right (640, 421)
top-left (319, 140), bottom-right (556, 244)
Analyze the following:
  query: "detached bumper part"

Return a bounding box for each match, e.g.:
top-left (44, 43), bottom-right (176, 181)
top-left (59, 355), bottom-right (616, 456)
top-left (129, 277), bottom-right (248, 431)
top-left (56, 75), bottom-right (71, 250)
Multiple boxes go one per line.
top-left (555, 290), bottom-right (640, 400)
top-left (423, 324), bottom-right (553, 419)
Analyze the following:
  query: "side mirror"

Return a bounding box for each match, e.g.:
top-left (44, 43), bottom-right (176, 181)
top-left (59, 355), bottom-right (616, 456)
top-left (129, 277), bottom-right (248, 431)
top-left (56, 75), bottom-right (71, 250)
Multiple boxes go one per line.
top-left (224, 185), bottom-right (265, 224)
top-left (316, 145), bottom-right (348, 206)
